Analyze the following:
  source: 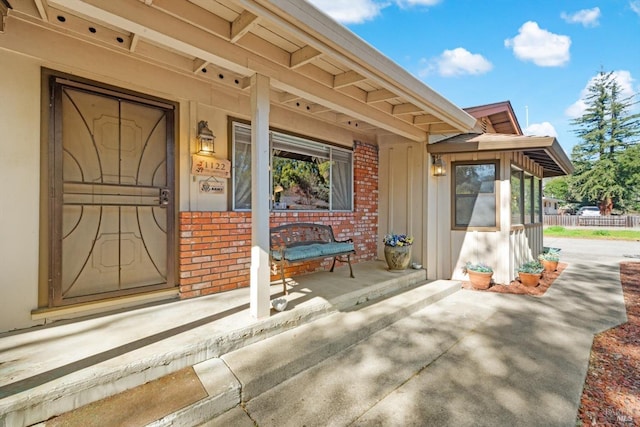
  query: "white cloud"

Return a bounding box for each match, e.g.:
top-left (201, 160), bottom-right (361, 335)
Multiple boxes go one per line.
top-left (306, 0), bottom-right (385, 24)
top-left (561, 7), bottom-right (601, 27)
top-left (504, 21), bottom-right (571, 67)
top-left (427, 47), bottom-right (493, 77)
top-left (525, 122), bottom-right (558, 137)
top-left (308, 0), bottom-right (441, 24)
top-left (565, 70), bottom-right (638, 118)
top-left (396, 0), bottom-right (441, 7)
top-left (631, 1), bottom-right (640, 16)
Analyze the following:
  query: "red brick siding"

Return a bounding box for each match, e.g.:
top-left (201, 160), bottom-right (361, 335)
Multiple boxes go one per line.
top-left (177, 140), bottom-right (378, 298)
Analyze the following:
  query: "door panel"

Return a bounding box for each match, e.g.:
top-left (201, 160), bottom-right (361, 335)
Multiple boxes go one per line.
top-left (52, 81), bottom-right (174, 306)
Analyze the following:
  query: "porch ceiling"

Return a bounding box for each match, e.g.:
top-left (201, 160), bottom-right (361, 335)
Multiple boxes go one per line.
top-left (427, 133), bottom-right (574, 177)
top-left (5, 0), bottom-right (477, 142)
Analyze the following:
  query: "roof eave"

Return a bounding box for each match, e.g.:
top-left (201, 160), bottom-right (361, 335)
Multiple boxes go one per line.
top-left (247, 0), bottom-right (477, 133)
top-left (427, 133), bottom-right (574, 177)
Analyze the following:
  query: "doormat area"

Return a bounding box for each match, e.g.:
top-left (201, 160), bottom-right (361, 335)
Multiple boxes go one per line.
top-left (461, 262), bottom-right (568, 297)
top-left (45, 367), bottom-right (208, 427)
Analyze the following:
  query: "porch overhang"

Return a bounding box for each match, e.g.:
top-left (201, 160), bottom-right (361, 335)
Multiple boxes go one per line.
top-left (5, 0), bottom-right (477, 142)
top-left (427, 133), bottom-right (574, 177)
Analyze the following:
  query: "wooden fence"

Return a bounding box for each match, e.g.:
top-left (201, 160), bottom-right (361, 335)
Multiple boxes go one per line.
top-left (544, 215), bottom-right (640, 228)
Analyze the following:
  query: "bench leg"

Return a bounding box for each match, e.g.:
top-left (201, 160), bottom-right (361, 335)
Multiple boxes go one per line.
top-left (347, 254), bottom-right (354, 278)
top-left (331, 255), bottom-right (355, 278)
top-left (280, 260), bottom-right (288, 295)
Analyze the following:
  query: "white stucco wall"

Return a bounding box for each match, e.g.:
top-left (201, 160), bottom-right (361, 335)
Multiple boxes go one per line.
top-left (0, 50), bottom-right (41, 331)
top-left (0, 41), bottom-right (369, 332)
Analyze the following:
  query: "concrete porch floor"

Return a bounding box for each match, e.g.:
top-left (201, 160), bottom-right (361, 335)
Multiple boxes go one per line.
top-left (0, 260), bottom-right (442, 425)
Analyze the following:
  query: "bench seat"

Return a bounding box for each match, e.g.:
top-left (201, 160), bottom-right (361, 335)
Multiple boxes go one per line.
top-left (270, 223), bottom-right (355, 294)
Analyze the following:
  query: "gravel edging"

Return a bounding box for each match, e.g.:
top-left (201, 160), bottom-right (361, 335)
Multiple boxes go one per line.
top-left (577, 261), bottom-right (640, 425)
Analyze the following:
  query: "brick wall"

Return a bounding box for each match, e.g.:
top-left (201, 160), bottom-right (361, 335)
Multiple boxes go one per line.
top-left (178, 140), bottom-right (378, 298)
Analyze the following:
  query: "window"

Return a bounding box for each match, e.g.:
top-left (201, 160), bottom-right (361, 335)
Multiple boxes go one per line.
top-left (524, 174), bottom-right (533, 224)
top-left (453, 161), bottom-right (498, 228)
top-left (534, 178), bottom-right (542, 222)
top-left (231, 121), bottom-right (353, 211)
top-left (511, 168), bottom-right (522, 224)
top-left (511, 166), bottom-right (541, 225)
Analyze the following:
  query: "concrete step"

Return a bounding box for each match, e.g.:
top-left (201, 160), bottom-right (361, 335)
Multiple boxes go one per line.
top-left (33, 279), bottom-right (460, 427)
top-left (160, 279), bottom-right (460, 426)
top-left (0, 263), bottom-right (429, 426)
top-left (222, 279), bottom-right (461, 403)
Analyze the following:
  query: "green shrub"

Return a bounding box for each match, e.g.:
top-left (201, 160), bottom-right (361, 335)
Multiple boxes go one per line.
top-left (517, 260), bottom-right (544, 274)
top-left (592, 229), bottom-right (610, 236)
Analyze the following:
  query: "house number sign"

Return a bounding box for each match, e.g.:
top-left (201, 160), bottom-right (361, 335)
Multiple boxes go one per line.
top-left (191, 154), bottom-right (231, 178)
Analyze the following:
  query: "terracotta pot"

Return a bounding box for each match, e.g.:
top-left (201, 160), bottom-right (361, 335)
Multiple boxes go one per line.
top-left (519, 272), bottom-right (541, 287)
top-left (384, 245), bottom-right (412, 271)
top-left (541, 259), bottom-right (558, 272)
top-left (467, 270), bottom-right (493, 290)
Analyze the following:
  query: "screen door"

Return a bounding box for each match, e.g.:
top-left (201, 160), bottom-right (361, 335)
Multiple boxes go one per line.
top-left (50, 79), bottom-right (175, 306)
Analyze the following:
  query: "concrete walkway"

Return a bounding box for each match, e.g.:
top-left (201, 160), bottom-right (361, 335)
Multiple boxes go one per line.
top-left (1, 238), bottom-right (633, 426)
top-left (209, 237), bottom-right (631, 426)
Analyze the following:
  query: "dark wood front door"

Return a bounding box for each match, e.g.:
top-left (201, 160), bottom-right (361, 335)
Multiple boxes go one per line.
top-left (50, 78), bottom-right (175, 306)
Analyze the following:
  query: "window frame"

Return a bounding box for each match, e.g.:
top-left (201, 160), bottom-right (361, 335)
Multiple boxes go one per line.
top-left (451, 159), bottom-right (500, 231)
top-left (230, 119), bottom-right (354, 212)
top-left (511, 165), bottom-right (543, 226)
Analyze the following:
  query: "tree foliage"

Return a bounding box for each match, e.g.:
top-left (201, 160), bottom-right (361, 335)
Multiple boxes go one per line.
top-left (543, 176), bottom-right (570, 201)
top-left (569, 71), bottom-right (640, 214)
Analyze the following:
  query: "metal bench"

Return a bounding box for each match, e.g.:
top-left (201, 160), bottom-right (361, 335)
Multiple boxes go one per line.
top-left (270, 223), bottom-right (355, 294)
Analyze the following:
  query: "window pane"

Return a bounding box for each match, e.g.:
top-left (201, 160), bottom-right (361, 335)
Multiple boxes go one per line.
top-left (524, 174), bottom-right (532, 224)
top-left (331, 149), bottom-right (352, 210)
top-left (233, 122), bottom-right (353, 211)
top-left (534, 178), bottom-right (541, 222)
top-left (272, 152), bottom-right (330, 210)
top-left (233, 124), bottom-right (252, 210)
top-left (511, 169), bottom-right (522, 224)
top-left (454, 163), bottom-right (496, 227)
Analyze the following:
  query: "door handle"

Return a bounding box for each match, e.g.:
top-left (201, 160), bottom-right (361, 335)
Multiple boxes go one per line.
top-left (159, 188), bottom-right (170, 207)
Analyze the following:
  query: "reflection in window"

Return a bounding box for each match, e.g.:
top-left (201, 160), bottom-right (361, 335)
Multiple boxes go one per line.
top-left (232, 122), bottom-right (353, 211)
top-left (534, 177), bottom-right (542, 222)
top-left (524, 174), bottom-right (533, 224)
top-left (511, 168), bottom-right (523, 224)
top-left (454, 162), bottom-right (497, 228)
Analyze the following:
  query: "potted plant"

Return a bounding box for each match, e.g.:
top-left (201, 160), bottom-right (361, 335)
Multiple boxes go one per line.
top-left (383, 233), bottom-right (413, 271)
top-left (538, 249), bottom-right (560, 272)
top-left (517, 260), bottom-right (544, 287)
top-left (462, 262), bottom-right (493, 290)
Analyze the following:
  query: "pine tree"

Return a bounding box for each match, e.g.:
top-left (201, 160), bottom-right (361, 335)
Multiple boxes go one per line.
top-left (569, 71), bottom-right (640, 214)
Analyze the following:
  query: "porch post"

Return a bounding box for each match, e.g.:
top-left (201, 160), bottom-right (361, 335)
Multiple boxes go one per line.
top-left (249, 73), bottom-right (271, 319)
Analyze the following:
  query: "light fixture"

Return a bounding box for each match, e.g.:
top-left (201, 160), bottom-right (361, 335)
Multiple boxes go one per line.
top-left (431, 154), bottom-right (446, 177)
top-left (197, 120), bottom-right (215, 156)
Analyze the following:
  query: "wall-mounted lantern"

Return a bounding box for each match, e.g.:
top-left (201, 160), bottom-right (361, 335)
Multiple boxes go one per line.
top-left (431, 154), bottom-right (446, 177)
top-left (197, 120), bottom-right (215, 156)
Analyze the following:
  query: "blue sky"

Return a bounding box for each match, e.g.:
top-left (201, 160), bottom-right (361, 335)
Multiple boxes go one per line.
top-left (307, 0), bottom-right (640, 153)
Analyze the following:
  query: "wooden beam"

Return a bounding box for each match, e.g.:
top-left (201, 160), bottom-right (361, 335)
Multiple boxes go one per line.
top-left (129, 33), bottom-right (140, 52)
top-left (231, 10), bottom-right (258, 43)
top-left (278, 92), bottom-right (301, 103)
top-left (290, 45), bottom-right (321, 69)
top-left (333, 70), bottom-right (365, 89)
top-left (413, 114), bottom-right (441, 125)
top-left (34, 0), bottom-right (49, 22)
top-left (48, 0), bottom-right (426, 140)
top-left (366, 88), bottom-right (396, 103)
top-left (192, 58), bottom-right (208, 74)
top-left (392, 103), bottom-right (421, 116)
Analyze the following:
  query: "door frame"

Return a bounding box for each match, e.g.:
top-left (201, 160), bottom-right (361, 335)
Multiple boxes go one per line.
top-left (41, 69), bottom-right (178, 308)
